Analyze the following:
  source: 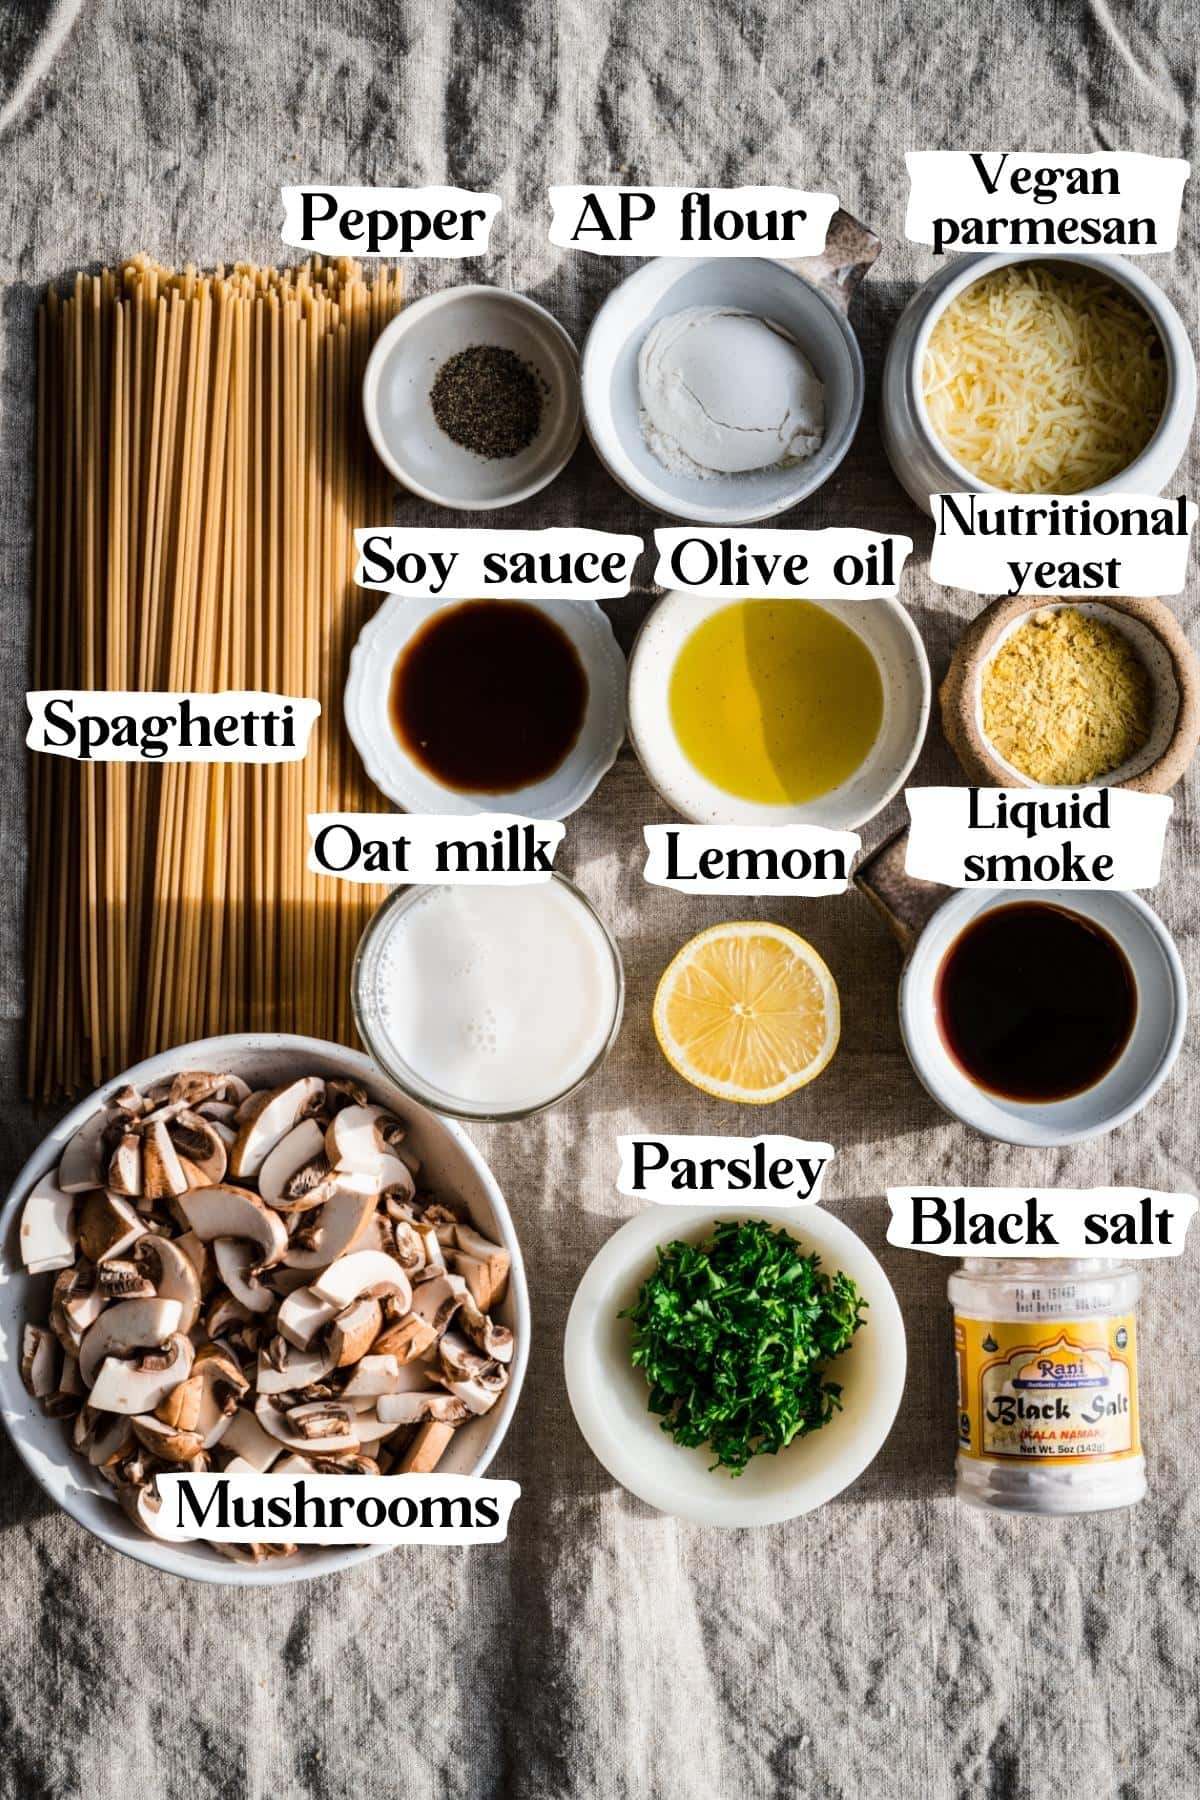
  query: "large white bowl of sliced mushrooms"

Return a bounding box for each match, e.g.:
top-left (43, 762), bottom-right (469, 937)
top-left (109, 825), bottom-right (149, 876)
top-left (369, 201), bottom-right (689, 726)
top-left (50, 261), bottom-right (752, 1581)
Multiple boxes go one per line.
top-left (0, 1034), bottom-right (529, 1585)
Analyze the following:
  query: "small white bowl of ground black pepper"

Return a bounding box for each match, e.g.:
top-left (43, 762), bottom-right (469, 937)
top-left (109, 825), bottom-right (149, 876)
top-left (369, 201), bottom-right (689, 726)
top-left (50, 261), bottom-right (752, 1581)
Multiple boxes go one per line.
top-left (362, 285), bottom-right (582, 509)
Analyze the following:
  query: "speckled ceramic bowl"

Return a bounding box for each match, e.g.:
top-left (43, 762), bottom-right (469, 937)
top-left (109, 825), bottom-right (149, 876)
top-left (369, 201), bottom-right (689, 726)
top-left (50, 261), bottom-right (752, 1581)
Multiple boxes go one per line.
top-left (941, 595), bottom-right (1200, 793)
top-left (627, 592), bottom-right (931, 829)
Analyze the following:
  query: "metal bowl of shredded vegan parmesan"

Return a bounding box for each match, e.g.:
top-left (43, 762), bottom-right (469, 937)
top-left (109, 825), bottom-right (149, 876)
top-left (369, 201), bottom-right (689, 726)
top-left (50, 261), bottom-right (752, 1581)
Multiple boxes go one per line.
top-left (940, 595), bottom-right (1200, 794)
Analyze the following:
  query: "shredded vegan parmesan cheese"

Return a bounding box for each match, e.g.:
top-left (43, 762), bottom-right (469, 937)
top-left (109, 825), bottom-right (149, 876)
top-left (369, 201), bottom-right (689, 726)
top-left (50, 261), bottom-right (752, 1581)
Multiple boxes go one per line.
top-left (923, 265), bottom-right (1166, 494)
top-left (981, 606), bottom-right (1154, 785)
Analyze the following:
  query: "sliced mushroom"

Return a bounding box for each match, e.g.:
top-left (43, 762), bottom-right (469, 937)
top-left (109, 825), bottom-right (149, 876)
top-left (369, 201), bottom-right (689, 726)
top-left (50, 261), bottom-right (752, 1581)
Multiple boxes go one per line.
top-left (133, 1235), bottom-right (203, 1334)
top-left (119, 1476), bottom-right (198, 1544)
top-left (77, 1190), bottom-right (144, 1264)
top-left (18, 1058), bottom-right (516, 1564)
top-left (327, 1298), bottom-right (382, 1368)
top-left (204, 1292), bottom-right (254, 1343)
top-left (324, 1104), bottom-right (386, 1174)
top-left (255, 1337), bottom-right (336, 1396)
top-left (58, 1111), bottom-right (112, 1194)
top-left (78, 1296), bottom-right (184, 1387)
top-left (131, 1414), bottom-right (205, 1462)
top-left (176, 1230), bottom-right (216, 1294)
top-left (450, 1225), bottom-right (511, 1311)
top-left (196, 1099), bottom-right (239, 1127)
top-left (452, 1276), bottom-right (515, 1364)
top-left (311, 1250), bottom-right (412, 1314)
top-left (75, 1406), bottom-right (135, 1467)
top-left (391, 1220), bottom-right (426, 1275)
top-left (166, 1111), bottom-right (228, 1185)
top-left (106, 1134), bottom-right (143, 1199)
top-left (58, 1352), bottom-right (84, 1398)
top-left (110, 1085), bottom-right (149, 1121)
top-left (141, 1119), bottom-right (191, 1200)
top-left (340, 1353), bottom-right (405, 1398)
top-left (413, 1223), bottom-right (446, 1272)
top-left (276, 1285), bottom-right (339, 1350)
top-left (281, 1181), bottom-right (378, 1272)
top-left (255, 1396), bottom-right (359, 1454)
top-left (396, 1419), bottom-right (457, 1474)
top-left (349, 1407), bottom-right (417, 1443)
top-left (325, 1078), bottom-right (370, 1114)
top-left (49, 1264), bottom-right (106, 1352)
top-left (437, 1329), bottom-right (494, 1383)
top-left (189, 1344), bottom-right (250, 1446)
top-left (219, 1405), bottom-right (282, 1471)
top-left (376, 1390), bottom-right (471, 1426)
top-left (257, 1118), bottom-right (332, 1210)
top-left (443, 1368), bottom-right (508, 1416)
top-left (20, 1172), bottom-right (78, 1275)
top-left (96, 1259), bottom-right (157, 1300)
top-left (88, 1332), bottom-right (194, 1413)
top-left (164, 1070), bottom-right (249, 1110)
top-left (213, 1238), bottom-right (275, 1315)
top-left (373, 1314), bottom-right (439, 1365)
top-left (407, 1274), bottom-right (465, 1339)
top-left (178, 1185), bottom-right (288, 1266)
top-left (20, 1323), bottom-right (58, 1398)
top-left (230, 1077), bottom-right (325, 1179)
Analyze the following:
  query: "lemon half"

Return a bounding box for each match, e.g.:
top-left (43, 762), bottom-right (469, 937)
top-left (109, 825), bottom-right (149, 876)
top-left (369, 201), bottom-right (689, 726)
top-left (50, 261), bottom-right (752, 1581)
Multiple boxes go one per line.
top-left (652, 922), bottom-right (840, 1104)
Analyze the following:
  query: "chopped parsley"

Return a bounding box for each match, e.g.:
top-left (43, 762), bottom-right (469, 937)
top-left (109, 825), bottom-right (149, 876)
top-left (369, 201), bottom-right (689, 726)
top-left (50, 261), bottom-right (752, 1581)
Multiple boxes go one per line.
top-left (621, 1219), bottom-right (867, 1476)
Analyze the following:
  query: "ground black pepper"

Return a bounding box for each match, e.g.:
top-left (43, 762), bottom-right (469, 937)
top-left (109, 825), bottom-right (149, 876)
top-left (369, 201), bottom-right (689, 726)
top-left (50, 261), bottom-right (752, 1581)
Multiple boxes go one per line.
top-left (429, 343), bottom-right (545, 459)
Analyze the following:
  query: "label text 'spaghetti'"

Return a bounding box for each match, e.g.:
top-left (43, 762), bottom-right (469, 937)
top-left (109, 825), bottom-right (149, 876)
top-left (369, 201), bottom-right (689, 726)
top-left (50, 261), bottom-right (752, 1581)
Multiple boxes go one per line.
top-left (27, 692), bottom-right (320, 763)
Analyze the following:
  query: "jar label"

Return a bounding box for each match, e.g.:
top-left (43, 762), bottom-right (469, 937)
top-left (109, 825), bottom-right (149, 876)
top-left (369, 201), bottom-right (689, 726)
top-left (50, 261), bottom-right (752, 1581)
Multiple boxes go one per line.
top-left (954, 1314), bottom-right (1139, 1464)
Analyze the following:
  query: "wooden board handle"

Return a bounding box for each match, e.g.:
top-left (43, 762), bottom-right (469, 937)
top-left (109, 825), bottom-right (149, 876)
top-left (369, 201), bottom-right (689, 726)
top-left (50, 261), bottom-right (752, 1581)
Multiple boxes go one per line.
top-left (853, 827), bottom-right (948, 953)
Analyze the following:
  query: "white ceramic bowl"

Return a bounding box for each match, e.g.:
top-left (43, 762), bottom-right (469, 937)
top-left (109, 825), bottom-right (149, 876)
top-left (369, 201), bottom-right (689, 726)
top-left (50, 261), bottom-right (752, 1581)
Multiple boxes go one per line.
top-left (0, 1034), bottom-right (530, 1585)
top-left (564, 1203), bottom-right (905, 1526)
top-left (899, 889), bottom-right (1187, 1146)
top-left (581, 256), bottom-right (865, 523)
top-left (626, 591), bottom-right (930, 828)
top-left (345, 594), bottom-right (626, 818)
top-left (362, 286), bottom-right (581, 509)
top-left (882, 250), bottom-right (1197, 514)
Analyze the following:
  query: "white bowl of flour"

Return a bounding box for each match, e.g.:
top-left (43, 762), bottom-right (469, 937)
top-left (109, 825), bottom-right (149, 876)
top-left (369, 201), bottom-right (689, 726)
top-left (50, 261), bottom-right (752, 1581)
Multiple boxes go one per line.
top-left (581, 255), bottom-right (865, 523)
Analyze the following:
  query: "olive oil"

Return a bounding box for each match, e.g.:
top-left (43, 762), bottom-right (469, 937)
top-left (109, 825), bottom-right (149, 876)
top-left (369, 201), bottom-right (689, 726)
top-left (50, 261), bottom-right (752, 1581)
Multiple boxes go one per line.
top-left (667, 600), bottom-right (884, 804)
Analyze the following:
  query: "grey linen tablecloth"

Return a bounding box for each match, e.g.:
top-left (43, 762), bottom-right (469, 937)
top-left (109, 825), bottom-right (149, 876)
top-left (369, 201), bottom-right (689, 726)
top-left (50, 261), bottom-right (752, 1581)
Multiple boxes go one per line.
top-left (1, 3), bottom-right (1197, 1796)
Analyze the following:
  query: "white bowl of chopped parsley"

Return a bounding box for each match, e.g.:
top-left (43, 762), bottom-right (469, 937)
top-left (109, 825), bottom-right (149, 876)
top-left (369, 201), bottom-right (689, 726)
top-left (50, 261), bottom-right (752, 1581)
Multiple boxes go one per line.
top-left (563, 1207), bottom-right (905, 1525)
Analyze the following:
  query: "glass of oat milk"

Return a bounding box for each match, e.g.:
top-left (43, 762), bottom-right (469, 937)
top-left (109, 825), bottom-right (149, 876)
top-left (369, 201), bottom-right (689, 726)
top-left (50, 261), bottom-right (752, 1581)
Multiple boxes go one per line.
top-left (352, 876), bottom-right (625, 1121)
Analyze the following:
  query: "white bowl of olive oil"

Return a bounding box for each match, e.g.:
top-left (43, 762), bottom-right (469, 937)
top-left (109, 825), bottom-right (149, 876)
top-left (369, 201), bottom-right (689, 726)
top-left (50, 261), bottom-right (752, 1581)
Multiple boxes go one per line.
top-left (627, 592), bottom-right (930, 829)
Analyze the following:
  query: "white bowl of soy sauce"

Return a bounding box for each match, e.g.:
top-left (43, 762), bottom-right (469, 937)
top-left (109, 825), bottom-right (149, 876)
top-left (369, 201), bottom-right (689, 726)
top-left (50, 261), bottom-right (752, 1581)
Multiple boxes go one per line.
top-left (898, 889), bottom-right (1187, 1146)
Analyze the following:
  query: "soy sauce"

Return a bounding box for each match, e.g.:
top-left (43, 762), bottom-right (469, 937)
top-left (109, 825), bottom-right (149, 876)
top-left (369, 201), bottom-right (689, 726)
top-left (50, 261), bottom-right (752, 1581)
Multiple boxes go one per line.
top-left (935, 902), bottom-right (1136, 1103)
top-left (390, 599), bottom-right (587, 793)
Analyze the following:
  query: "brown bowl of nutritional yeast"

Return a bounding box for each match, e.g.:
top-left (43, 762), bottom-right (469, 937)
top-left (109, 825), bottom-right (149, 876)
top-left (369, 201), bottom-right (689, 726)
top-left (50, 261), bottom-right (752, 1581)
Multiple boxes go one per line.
top-left (941, 595), bottom-right (1200, 793)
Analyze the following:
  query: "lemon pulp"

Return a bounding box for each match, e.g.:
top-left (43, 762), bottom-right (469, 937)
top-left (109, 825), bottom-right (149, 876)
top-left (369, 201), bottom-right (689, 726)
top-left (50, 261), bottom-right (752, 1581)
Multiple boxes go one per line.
top-left (653, 921), bottom-right (840, 1104)
top-left (668, 599), bottom-right (884, 804)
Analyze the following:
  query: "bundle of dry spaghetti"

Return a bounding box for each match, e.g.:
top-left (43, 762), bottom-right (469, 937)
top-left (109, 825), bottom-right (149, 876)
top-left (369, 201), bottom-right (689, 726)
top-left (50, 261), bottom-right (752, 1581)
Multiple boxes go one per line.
top-left (27, 256), bottom-right (403, 1098)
